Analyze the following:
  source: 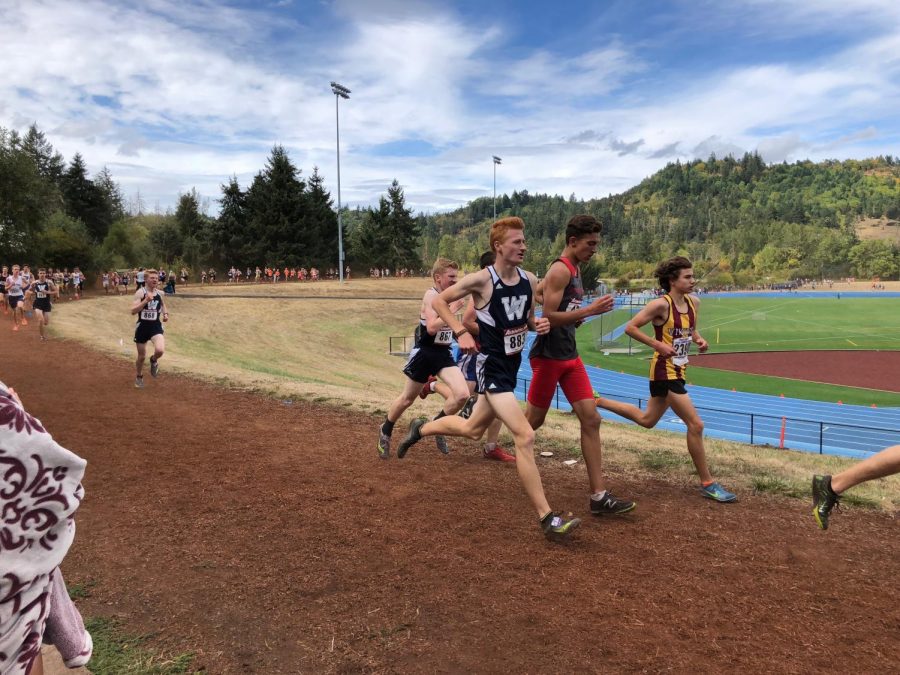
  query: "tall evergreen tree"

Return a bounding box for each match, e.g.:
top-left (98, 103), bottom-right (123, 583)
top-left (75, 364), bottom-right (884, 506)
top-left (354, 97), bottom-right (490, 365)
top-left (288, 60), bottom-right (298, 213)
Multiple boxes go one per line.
top-left (95, 166), bottom-right (126, 224)
top-left (0, 127), bottom-right (50, 257)
top-left (303, 166), bottom-right (338, 266)
top-left (216, 176), bottom-right (248, 264)
top-left (61, 153), bottom-right (113, 242)
top-left (384, 179), bottom-right (421, 269)
top-left (244, 145), bottom-right (306, 265)
top-left (21, 124), bottom-right (65, 186)
top-left (175, 189), bottom-right (203, 239)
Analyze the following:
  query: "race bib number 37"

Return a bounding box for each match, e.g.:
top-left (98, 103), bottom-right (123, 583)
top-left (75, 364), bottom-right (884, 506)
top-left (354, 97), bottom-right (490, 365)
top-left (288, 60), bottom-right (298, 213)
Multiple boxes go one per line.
top-left (503, 326), bottom-right (527, 355)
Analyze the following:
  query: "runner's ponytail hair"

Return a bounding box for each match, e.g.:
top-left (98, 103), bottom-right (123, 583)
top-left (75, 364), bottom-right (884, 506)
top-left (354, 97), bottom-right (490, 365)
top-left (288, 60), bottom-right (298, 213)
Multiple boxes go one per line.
top-left (654, 256), bottom-right (692, 292)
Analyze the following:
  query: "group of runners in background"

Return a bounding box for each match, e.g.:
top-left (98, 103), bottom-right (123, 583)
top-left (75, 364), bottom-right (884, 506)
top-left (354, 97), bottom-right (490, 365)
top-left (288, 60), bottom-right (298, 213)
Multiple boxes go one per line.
top-left (379, 214), bottom-right (900, 541)
top-left (0, 264), bottom-right (84, 339)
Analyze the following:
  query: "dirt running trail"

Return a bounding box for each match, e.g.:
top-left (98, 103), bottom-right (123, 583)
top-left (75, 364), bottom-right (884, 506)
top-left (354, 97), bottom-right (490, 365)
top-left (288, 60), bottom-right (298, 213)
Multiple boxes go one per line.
top-left (3, 321), bottom-right (897, 673)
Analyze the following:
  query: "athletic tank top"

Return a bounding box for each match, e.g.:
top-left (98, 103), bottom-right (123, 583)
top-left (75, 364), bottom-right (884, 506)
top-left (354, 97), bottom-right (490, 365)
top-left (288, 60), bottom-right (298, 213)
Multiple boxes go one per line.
top-left (6, 276), bottom-right (24, 297)
top-left (415, 288), bottom-right (454, 349)
top-left (136, 290), bottom-right (164, 328)
top-left (476, 266), bottom-right (532, 359)
top-left (650, 294), bottom-right (696, 381)
top-left (530, 257), bottom-right (583, 360)
top-left (33, 281), bottom-right (52, 305)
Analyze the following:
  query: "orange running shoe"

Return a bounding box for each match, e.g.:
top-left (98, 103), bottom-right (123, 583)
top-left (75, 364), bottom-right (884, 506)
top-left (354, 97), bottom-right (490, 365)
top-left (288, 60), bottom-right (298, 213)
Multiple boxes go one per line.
top-left (483, 445), bottom-right (516, 462)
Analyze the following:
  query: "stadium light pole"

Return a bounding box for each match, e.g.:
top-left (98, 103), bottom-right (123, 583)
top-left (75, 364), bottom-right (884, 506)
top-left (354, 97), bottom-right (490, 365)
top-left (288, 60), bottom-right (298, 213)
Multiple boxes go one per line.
top-left (492, 155), bottom-right (502, 220)
top-left (331, 81), bottom-right (351, 283)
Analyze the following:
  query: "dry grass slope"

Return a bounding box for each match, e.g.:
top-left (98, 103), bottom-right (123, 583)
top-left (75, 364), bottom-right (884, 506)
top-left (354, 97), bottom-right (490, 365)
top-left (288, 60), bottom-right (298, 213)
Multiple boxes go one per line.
top-left (52, 278), bottom-right (900, 511)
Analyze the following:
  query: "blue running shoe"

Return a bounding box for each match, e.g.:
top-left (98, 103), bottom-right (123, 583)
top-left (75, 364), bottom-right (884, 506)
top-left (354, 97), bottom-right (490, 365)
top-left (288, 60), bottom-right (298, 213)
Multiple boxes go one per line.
top-left (700, 482), bottom-right (737, 503)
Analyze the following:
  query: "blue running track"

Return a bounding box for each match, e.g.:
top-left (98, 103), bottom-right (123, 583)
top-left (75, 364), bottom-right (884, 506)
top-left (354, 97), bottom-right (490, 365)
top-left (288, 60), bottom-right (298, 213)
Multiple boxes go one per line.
top-left (517, 300), bottom-right (900, 458)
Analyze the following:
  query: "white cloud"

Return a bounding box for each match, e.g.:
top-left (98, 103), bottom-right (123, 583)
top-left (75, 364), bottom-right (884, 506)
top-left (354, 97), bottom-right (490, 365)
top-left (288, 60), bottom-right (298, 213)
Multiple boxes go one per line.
top-left (1, 0), bottom-right (900, 216)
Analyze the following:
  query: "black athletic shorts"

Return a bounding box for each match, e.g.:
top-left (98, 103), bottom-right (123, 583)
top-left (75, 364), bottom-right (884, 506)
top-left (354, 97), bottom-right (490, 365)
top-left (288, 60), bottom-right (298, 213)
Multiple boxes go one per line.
top-left (134, 323), bottom-right (164, 344)
top-left (476, 353), bottom-right (521, 395)
top-left (649, 379), bottom-right (687, 397)
top-left (33, 301), bottom-right (51, 313)
top-left (403, 346), bottom-right (456, 383)
top-left (7, 295), bottom-right (23, 309)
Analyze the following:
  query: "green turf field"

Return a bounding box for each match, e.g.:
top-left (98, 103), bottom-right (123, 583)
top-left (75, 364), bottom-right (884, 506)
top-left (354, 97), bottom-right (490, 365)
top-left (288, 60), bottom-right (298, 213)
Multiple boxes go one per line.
top-left (578, 296), bottom-right (900, 407)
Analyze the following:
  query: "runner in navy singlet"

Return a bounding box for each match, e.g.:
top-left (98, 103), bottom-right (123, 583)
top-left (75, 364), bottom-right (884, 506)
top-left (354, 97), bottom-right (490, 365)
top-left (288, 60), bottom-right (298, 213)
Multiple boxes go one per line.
top-left (131, 270), bottom-right (169, 388)
top-left (378, 258), bottom-right (469, 459)
top-left (393, 217), bottom-right (581, 542)
top-left (0, 265), bottom-right (7, 315)
top-left (27, 269), bottom-right (57, 341)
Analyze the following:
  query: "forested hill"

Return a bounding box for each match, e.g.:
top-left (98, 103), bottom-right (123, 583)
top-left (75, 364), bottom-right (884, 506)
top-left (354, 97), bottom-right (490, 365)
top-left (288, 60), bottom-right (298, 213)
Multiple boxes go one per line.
top-left (418, 154), bottom-right (900, 285)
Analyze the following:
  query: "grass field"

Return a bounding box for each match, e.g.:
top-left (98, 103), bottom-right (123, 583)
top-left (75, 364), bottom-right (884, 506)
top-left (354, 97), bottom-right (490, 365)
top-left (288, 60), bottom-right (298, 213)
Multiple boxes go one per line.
top-left (48, 279), bottom-right (900, 512)
top-left (579, 295), bottom-right (900, 407)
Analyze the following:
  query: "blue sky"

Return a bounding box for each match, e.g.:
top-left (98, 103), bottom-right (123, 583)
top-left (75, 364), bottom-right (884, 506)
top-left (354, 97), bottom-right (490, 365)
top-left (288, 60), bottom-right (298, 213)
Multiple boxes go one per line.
top-left (2, 0), bottom-right (899, 215)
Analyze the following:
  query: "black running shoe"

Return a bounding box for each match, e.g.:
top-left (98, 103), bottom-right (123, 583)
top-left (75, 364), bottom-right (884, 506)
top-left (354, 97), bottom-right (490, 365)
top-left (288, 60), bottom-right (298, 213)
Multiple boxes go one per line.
top-left (540, 511), bottom-right (581, 542)
top-left (812, 474), bottom-right (840, 530)
top-left (590, 492), bottom-right (636, 516)
top-left (149, 357), bottom-right (159, 378)
top-left (435, 435), bottom-right (450, 454)
top-left (397, 417), bottom-right (426, 459)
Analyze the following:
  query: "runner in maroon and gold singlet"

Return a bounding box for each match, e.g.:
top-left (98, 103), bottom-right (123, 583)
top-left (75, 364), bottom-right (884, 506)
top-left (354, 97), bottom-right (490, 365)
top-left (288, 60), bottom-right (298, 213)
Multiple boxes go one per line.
top-left (595, 256), bottom-right (737, 503)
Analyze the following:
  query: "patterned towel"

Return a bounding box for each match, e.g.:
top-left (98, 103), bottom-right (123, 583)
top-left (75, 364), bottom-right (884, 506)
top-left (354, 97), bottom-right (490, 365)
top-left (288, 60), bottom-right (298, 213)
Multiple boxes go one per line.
top-left (0, 384), bottom-right (86, 674)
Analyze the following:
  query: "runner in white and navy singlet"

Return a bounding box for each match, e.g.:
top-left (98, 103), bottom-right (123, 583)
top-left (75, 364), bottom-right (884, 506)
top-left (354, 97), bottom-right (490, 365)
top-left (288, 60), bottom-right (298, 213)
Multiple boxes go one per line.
top-left (378, 259), bottom-right (469, 460)
top-left (131, 270), bottom-right (169, 388)
top-left (29, 269), bottom-right (57, 340)
top-left (474, 265), bottom-right (532, 394)
top-left (134, 290), bottom-right (165, 344)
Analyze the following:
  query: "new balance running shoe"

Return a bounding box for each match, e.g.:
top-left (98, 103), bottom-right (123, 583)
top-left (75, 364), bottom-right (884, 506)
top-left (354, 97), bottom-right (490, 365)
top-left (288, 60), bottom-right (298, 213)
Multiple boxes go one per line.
top-left (435, 435), bottom-right (450, 454)
top-left (149, 357), bottom-right (160, 378)
top-left (483, 445), bottom-right (516, 462)
top-left (700, 482), bottom-right (737, 503)
top-left (812, 474), bottom-right (841, 530)
top-left (590, 491), bottom-right (636, 516)
top-left (419, 375), bottom-right (437, 399)
top-left (377, 427), bottom-right (391, 460)
top-left (396, 417), bottom-right (426, 459)
top-left (540, 511), bottom-right (581, 542)
top-left (134, 376), bottom-right (144, 389)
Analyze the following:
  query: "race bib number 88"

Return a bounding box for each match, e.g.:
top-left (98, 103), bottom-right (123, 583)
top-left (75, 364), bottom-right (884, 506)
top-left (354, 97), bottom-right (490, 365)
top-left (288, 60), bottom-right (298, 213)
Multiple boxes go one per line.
top-left (503, 326), bottom-right (527, 355)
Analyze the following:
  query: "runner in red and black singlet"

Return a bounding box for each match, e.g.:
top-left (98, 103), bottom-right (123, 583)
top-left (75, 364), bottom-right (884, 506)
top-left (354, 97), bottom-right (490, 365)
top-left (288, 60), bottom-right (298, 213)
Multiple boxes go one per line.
top-left (526, 214), bottom-right (636, 516)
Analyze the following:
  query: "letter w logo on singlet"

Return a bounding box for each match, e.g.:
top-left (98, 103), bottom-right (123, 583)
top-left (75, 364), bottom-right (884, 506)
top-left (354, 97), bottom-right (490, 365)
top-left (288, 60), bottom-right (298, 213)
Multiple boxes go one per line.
top-left (501, 295), bottom-right (527, 321)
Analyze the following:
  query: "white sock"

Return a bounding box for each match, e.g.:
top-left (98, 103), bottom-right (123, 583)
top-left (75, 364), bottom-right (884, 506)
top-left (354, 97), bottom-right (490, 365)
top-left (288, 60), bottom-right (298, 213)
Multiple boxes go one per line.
top-left (590, 490), bottom-right (608, 501)
top-left (484, 442), bottom-right (497, 452)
